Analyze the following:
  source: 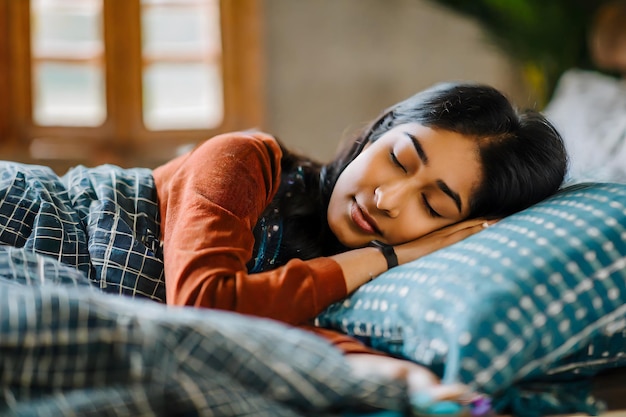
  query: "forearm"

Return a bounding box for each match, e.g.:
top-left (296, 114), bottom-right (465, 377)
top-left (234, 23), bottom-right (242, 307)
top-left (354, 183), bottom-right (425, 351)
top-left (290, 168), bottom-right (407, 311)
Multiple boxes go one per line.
top-left (165, 253), bottom-right (347, 325)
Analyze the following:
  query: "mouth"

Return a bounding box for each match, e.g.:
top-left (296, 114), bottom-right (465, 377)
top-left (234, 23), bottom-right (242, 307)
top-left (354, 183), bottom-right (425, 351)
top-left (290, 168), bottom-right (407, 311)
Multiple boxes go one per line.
top-left (350, 199), bottom-right (381, 236)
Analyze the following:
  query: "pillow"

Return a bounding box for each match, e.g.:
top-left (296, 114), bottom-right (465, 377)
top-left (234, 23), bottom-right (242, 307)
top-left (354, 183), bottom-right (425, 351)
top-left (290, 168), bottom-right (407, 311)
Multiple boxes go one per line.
top-left (316, 182), bottom-right (626, 414)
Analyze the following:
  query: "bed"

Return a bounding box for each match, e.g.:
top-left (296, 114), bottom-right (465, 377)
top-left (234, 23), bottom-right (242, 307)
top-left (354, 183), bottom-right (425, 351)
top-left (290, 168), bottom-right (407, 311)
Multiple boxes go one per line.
top-left (1, 159), bottom-right (625, 416)
top-left (0, 162), bottom-right (410, 417)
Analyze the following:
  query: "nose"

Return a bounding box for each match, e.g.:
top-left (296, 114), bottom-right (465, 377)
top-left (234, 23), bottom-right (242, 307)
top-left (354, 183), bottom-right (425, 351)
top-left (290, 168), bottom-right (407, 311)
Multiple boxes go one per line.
top-left (374, 180), bottom-right (408, 218)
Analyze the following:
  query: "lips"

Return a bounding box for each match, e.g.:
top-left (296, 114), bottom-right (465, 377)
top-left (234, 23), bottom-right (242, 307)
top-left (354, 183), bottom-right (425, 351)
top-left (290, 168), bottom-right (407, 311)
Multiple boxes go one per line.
top-left (350, 200), bottom-right (381, 235)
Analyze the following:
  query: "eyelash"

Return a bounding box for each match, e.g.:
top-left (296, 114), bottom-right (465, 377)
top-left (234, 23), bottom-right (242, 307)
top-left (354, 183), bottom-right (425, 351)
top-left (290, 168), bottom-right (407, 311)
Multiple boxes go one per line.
top-left (389, 151), bottom-right (407, 173)
top-left (422, 194), bottom-right (441, 218)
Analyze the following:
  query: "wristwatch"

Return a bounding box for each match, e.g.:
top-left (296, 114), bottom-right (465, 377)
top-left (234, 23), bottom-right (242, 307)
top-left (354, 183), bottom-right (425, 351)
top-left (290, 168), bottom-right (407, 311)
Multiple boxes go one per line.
top-left (368, 240), bottom-right (398, 270)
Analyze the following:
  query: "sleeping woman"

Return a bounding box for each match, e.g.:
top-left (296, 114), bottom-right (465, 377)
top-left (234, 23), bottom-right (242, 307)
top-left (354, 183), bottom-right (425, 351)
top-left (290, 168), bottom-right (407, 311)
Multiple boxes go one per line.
top-left (0, 81), bottom-right (567, 411)
top-left (153, 82), bottom-right (567, 402)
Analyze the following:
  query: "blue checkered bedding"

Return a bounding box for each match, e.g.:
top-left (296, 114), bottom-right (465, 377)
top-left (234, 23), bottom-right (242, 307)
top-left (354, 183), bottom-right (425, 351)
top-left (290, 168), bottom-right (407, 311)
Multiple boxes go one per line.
top-left (0, 162), bottom-right (166, 300)
top-left (0, 162), bottom-right (408, 417)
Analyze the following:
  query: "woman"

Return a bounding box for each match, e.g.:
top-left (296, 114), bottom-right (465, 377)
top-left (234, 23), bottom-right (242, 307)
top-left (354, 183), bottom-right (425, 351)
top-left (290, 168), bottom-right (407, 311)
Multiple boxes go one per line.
top-left (154, 82), bottom-right (567, 403)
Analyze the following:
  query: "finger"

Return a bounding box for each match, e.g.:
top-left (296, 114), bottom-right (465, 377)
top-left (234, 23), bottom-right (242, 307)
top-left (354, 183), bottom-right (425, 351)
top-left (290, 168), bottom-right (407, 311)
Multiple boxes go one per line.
top-left (446, 222), bottom-right (487, 241)
top-left (427, 383), bottom-right (474, 402)
top-left (451, 218), bottom-right (498, 235)
top-left (410, 383), bottom-right (476, 414)
top-left (446, 218), bottom-right (490, 233)
top-left (481, 219), bottom-right (499, 228)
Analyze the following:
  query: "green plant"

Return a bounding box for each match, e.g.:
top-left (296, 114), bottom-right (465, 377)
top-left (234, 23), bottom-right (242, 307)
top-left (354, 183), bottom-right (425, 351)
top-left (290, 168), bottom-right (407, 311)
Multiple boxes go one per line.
top-left (429, 0), bottom-right (609, 104)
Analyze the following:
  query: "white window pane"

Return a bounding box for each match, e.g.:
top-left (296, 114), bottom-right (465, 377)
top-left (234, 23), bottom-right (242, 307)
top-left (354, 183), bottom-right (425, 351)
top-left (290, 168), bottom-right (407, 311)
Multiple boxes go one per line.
top-left (143, 63), bottom-right (223, 130)
top-left (31, 0), bottom-right (105, 127)
top-left (142, 2), bottom-right (221, 56)
top-left (33, 63), bottom-right (106, 126)
top-left (31, 0), bottom-right (103, 57)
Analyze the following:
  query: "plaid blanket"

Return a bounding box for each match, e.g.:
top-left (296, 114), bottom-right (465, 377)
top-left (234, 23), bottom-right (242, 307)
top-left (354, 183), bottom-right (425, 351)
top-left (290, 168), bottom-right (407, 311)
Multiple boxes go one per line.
top-left (0, 162), bottom-right (408, 417)
top-left (0, 162), bottom-right (166, 300)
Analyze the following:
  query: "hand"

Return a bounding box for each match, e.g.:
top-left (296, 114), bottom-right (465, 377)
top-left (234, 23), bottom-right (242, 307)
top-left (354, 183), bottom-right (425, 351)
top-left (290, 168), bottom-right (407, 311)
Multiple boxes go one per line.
top-left (394, 218), bottom-right (497, 265)
top-left (335, 218), bottom-right (498, 294)
top-left (345, 354), bottom-right (471, 401)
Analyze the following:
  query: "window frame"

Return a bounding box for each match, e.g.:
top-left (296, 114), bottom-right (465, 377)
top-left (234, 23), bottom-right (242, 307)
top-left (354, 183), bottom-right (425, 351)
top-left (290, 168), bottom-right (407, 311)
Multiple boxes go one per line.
top-left (0, 0), bottom-right (265, 170)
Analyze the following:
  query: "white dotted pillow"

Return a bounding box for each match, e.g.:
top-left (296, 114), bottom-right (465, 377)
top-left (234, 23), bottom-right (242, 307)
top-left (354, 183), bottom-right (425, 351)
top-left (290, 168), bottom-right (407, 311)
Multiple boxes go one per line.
top-left (316, 182), bottom-right (626, 410)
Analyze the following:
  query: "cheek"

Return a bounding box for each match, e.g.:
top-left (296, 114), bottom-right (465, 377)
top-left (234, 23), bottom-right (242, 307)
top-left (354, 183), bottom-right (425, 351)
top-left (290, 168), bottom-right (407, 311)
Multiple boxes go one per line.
top-left (332, 157), bottom-right (371, 194)
top-left (326, 178), bottom-right (349, 237)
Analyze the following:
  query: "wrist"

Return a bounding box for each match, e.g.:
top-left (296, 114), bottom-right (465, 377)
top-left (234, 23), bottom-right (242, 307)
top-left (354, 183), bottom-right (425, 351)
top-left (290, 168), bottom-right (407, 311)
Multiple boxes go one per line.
top-left (368, 240), bottom-right (399, 270)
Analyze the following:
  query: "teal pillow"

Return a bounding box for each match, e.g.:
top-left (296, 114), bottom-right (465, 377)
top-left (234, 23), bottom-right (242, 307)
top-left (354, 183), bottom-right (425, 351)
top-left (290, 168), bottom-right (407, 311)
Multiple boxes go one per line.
top-left (316, 182), bottom-right (626, 412)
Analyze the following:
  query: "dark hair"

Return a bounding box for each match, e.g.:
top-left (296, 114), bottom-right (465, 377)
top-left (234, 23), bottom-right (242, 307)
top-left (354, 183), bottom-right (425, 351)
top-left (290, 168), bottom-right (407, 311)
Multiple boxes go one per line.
top-left (323, 82), bottom-right (567, 219)
top-left (247, 82), bottom-right (567, 271)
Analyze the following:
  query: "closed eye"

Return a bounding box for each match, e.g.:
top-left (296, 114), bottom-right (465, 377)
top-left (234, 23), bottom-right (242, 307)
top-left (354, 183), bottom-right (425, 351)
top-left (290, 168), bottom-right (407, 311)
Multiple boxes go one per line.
top-left (422, 194), bottom-right (441, 218)
top-left (389, 151), bottom-right (407, 173)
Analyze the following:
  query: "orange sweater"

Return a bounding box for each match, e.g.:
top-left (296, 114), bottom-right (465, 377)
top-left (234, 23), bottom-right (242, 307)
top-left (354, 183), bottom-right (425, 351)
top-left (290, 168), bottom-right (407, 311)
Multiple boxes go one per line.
top-left (153, 132), bottom-right (375, 354)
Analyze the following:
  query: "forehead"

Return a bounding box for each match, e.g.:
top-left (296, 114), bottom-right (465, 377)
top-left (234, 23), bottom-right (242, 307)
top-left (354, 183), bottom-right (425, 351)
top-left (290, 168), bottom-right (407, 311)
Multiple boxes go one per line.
top-left (382, 123), bottom-right (479, 156)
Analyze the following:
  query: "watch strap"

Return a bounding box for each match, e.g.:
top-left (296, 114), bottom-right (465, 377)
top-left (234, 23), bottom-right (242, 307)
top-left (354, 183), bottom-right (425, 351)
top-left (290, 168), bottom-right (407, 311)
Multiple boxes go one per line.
top-left (368, 240), bottom-right (399, 270)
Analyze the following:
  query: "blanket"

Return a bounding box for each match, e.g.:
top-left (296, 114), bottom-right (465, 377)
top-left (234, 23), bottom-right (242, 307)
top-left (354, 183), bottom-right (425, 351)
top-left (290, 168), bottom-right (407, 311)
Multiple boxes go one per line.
top-left (0, 162), bottom-right (408, 417)
top-left (0, 162), bottom-right (166, 300)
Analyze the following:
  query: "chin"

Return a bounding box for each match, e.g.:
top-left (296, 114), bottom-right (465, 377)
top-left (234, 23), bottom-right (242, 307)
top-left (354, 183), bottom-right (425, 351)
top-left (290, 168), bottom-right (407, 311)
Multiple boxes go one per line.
top-left (336, 233), bottom-right (370, 249)
top-left (329, 218), bottom-right (370, 248)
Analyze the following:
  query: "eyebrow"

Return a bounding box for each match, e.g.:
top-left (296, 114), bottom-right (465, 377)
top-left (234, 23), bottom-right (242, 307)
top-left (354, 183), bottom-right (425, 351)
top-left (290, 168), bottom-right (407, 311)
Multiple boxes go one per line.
top-left (405, 132), bottom-right (463, 213)
top-left (406, 132), bottom-right (428, 164)
top-left (437, 180), bottom-right (462, 213)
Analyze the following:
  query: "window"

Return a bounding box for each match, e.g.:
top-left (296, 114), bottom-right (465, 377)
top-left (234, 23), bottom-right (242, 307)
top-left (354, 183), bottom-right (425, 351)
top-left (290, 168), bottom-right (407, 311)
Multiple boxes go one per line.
top-left (31, 0), bottom-right (106, 127)
top-left (141, 0), bottom-right (224, 131)
top-left (0, 0), bottom-right (264, 172)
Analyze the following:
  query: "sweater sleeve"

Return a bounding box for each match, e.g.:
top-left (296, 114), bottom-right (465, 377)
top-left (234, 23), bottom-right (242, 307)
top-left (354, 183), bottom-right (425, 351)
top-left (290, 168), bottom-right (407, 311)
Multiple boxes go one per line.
top-left (153, 132), bottom-right (347, 326)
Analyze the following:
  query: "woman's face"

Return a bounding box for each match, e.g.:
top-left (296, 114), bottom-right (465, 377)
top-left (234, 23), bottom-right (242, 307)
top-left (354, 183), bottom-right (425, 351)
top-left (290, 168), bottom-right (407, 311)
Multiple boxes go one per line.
top-left (327, 123), bottom-right (482, 247)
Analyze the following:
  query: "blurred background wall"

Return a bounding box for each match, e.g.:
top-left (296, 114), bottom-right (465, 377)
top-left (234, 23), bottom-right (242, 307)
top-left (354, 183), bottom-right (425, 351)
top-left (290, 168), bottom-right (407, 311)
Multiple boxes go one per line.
top-left (1, 0), bottom-right (605, 172)
top-left (263, 0), bottom-right (531, 162)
